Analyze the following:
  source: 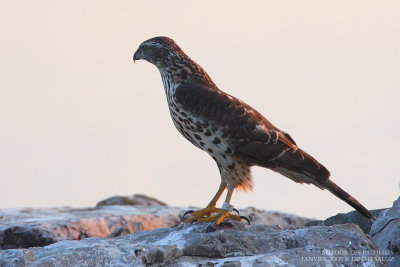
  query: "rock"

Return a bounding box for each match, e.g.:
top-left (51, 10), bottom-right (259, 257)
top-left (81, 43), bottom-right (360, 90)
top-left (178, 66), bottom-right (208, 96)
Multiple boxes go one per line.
top-left (0, 222), bottom-right (385, 266)
top-left (0, 205), bottom-right (310, 250)
top-left (96, 194), bottom-right (167, 207)
top-left (305, 209), bottom-right (385, 234)
top-left (0, 206), bottom-right (182, 249)
top-left (370, 196), bottom-right (400, 267)
top-left (236, 207), bottom-right (311, 227)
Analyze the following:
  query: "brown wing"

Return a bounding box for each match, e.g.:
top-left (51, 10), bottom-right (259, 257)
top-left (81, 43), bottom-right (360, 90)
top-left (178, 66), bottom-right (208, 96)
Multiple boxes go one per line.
top-left (175, 83), bottom-right (297, 160)
top-left (174, 83), bottom-right (329, 181)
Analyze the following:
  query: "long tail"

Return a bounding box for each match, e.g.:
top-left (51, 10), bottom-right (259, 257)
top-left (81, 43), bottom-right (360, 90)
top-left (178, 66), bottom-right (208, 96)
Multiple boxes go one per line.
top-left (272, 148), bottom-right (376, 221)
top-left (322, 179), bottom-right (376, 221)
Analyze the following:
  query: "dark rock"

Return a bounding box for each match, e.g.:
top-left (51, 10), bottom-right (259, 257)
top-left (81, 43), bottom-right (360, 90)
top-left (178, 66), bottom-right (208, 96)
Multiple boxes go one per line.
top-left (2, 226), bottom-right (55, 249)
top-left (305, 209), bottom-right (385, 233)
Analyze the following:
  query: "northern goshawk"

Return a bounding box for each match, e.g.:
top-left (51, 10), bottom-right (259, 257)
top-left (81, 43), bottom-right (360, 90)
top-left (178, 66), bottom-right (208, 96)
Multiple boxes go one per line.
top-left (133, 36), bottom-right (375, 224)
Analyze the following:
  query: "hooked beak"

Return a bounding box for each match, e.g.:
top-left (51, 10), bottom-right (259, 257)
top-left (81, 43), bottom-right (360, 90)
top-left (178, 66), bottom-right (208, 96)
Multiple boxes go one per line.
top-left (133, 50), bottom-right (140, 63)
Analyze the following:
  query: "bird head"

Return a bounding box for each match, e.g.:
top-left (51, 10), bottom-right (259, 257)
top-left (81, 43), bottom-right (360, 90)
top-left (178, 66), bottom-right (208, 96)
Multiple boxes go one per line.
top-left (133, 36), bottom-right (184, 69)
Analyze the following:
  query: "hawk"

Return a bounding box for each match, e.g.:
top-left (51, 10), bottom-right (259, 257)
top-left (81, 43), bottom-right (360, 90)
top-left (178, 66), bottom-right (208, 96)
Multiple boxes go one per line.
top-left (133, 36), bottom-right (375, 225)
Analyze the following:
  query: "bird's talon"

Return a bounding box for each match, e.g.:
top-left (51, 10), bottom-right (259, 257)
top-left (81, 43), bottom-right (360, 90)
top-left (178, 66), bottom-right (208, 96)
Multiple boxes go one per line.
top-left (233, 208), bottom-right (240, 215)
top-left (240, 215), bottom-right (251, 225)
top-left (182, 210), bottom-right (194, 219)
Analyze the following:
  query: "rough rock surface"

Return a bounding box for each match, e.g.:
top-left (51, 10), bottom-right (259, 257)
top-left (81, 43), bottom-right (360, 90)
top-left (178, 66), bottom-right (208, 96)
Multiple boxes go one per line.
top-left (370, 196), bottom-right (400, 267)
top-left (306, 209), bottom-right (385, 234)
top-left (0, 222), bottom-right (385, 267)
top-left (0, 206), bottom-right (182, 249)
top-left (0, 204), bottom-right (310, 250)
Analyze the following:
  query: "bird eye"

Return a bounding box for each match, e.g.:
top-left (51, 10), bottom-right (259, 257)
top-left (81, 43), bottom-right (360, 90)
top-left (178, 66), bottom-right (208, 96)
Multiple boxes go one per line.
top-left (142, 46), bottom-right (147, 52)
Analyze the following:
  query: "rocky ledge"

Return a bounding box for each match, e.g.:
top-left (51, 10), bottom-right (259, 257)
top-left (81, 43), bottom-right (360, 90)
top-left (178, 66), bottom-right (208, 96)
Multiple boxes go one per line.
top-left (0, 194), bottom-right (399, 266)
top-left (0, 222), bottom-right (384, 267)
top-left (0, 195), bottom-right (309, 250)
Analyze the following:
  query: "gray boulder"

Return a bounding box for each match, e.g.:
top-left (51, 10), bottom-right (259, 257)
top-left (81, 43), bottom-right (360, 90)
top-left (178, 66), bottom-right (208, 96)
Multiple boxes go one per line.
top-left (370, 196), bottom-right (400, 267)
top-left (0, 222), bottom-right (385, 267)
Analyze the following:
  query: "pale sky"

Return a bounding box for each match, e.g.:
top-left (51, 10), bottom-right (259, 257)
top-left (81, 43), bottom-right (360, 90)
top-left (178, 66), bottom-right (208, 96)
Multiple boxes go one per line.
top-left (1, 1), bottom-right (399, 219)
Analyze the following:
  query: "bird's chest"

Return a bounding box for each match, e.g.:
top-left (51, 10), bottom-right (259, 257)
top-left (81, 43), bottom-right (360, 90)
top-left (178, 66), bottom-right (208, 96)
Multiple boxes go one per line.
top-left (167, 97), bottom-right (234, 167)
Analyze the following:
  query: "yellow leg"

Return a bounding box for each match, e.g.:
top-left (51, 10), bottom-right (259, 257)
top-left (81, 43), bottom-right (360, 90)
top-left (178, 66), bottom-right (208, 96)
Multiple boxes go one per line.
top-left (208, 181), bottom-right (227, 208)
top-left (195, 187), bottom-right (241, 225)
top-left (184, 181), bottom-right (226, 223)
top-left (184, 186), bottom-right (244, 225)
